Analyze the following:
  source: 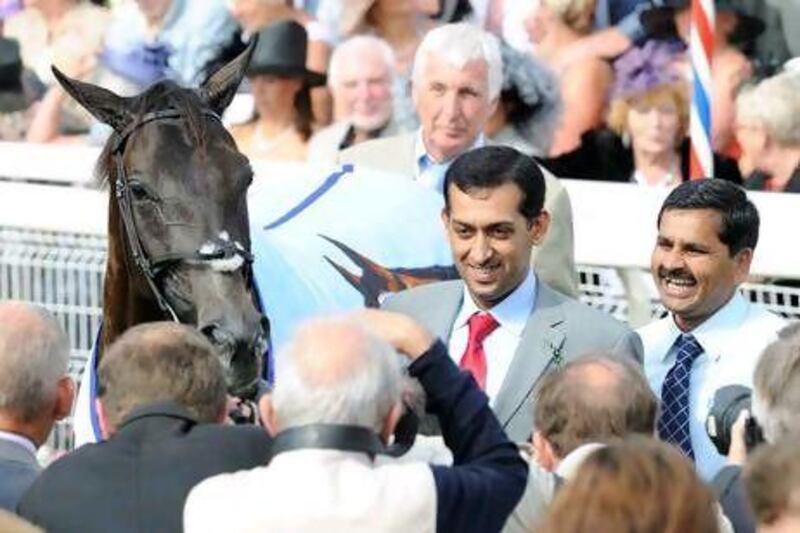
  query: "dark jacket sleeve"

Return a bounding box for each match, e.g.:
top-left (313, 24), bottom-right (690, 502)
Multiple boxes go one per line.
top-left (408, 341), bottom-right (528, 533)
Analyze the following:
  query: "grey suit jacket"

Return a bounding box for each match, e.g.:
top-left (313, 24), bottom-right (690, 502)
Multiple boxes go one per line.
top-left (340, 132), bottom-right (579, 297)
top-left (0, 438), bottom-right (40, 512)
top-left (382, 279), bottom-right (643, 442)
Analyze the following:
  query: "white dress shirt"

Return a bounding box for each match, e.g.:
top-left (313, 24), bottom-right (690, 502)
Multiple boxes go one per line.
top-left (414, 130), bottom-right (485, 193)
top-left (449, 270), bottom-right (537, 404)
top-left (185, 449), bottom-right (436, 533)
top-left (638, 291), bottom-right (787, 481)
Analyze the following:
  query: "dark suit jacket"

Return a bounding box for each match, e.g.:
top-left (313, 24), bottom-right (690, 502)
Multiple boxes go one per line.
top-left (539, 129), bottom-right (743, 184)
top-left (18, 401), bottom-right (271, 533)
top-left (0, 438), bottom-right (40, 512)
top-left (383, 279), bottom-right (643, 442)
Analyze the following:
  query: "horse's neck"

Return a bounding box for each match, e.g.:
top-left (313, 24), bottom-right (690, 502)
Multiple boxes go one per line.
top-left (100, 197), bottom-right (163, 355)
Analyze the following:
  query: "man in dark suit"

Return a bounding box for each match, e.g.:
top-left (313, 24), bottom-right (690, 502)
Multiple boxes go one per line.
top-left (0, 302), bottom-right (73, 512)
top-left (18, 322), bottom-right (271, 533)
top-left (383, 146), bottom-right (643, 442)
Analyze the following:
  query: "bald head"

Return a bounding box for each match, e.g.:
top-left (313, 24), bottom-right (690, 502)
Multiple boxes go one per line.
top-left (0, 301), bottom-right (70, 423)
top-left (270, 317), bottom-right (402, 433)
top-left (534, 355), bottom-right (657, 459)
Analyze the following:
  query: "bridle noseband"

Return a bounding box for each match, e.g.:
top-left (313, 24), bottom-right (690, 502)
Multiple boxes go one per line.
top-left (112, 109), bottom-right (254, 322)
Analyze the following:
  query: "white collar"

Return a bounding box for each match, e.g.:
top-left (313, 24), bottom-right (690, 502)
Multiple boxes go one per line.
top-left (414, 128), bottom-right (485, 167)
top-left (555, 442), bottom-right (605, 479)
top-left (454, 270), bottom-right (537, 338)
top-left (660, 290), bottom-right (749, 363)
top-left (0, 429), bottom-right (37, 457)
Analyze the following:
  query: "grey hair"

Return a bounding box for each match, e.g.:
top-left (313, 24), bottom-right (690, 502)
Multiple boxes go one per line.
top-left (271, 317), bottom-right (402, 433)
top-left (328, 34), bottom-right (397, 89)
top-left (736, 71), bottom-right (800, 146)
top-left (411, 22), bottom-right (503, 101)
top-left (0, 302), bottom-right (70, 422)
top-left (752, 324), bottom-right (800, 442)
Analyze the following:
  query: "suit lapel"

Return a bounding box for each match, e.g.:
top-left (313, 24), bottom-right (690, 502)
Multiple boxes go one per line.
top-left (428, 281), bottom-right (464, 343)
top-left (493, 283), bottom-right (566, 428)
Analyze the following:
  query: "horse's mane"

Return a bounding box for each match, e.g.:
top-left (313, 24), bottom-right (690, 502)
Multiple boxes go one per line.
top-left (94, 80), bottom-right (210, 187)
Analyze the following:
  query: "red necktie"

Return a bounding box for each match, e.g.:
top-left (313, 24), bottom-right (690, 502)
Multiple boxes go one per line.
top-left (459, 312), bottom-right (500, 390)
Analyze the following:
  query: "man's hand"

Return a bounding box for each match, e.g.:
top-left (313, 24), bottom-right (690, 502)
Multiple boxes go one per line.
top-left (354, 309), bottom-right (435, 361)
top-left (727, 410), bottom-right (749, 466)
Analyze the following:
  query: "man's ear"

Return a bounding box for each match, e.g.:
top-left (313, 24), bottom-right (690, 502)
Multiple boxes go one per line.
top-left (532, 431), bottom-right (559, 472)
top-left (95, 399), bottom-right (114, 440)
top-left (440, 207), bottom-right (450, 230)
top-left (529, 209), bottom-right (551, 246)
top-left (54, 376), bottom-right (74, 421)
top-left (258, 394), bottom-right (279, 437)
top-left (380, 402), bottom-right (404, 445)
top-left (733, 247), bottom-right (754, 284)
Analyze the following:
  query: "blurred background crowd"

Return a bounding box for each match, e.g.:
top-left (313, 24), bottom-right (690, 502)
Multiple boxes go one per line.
top-left (1, 0), bottom-right (799, 192)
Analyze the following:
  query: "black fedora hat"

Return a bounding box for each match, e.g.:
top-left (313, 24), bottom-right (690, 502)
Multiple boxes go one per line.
top-left (247, 20), bottom-right (326, 87)
top-left (0, 36), bottom-right (27, 113)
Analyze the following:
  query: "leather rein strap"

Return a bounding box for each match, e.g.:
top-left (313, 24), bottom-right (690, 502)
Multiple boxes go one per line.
top-left (111, 109), bottom-right (253, 322)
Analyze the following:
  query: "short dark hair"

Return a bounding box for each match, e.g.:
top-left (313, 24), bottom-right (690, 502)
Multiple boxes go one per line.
top-left (657, 179), bottom-right (759, 256)
top-left (443, 145), bottom-right (546, 221)
top-left (98, 322), bottom-right (227, 428)
top-left (533, 354), bottom-right (657, 458)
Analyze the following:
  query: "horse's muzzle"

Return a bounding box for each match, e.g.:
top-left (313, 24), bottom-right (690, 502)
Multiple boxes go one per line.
top-left (201, 323), bottom-right (265, 399)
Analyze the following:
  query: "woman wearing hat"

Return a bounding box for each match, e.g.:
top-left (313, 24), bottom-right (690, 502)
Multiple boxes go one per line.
top-left (230, 20), bottom-right (325, 163)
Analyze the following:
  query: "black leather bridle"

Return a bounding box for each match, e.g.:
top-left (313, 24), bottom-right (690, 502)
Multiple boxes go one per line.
top-left (111, 108), bottom-right (255, 322)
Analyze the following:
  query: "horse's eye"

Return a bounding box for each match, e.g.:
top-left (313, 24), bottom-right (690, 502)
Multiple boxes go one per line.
top-left (129, 181), bottom-right (154, 202)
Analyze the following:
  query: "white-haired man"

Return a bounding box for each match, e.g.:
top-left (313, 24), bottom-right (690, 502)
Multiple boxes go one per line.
top-left (184, 311), bottom-right (528, 532)
top-left (340, 22), bottom-right (577, 297)
top-left (0, 302), bottom-right (73, 511)
top-left (307, 35), bottom-right (401, 164)
top-left (735, 71), bottom-right (800, 193)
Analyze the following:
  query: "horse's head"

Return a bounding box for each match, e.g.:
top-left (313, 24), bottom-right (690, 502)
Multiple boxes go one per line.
top-left (53, 42), bottom-right (267, 397)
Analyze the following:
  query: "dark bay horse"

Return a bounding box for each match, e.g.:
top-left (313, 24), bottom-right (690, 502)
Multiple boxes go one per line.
top-left (53, 42), bottom-right (266, 399)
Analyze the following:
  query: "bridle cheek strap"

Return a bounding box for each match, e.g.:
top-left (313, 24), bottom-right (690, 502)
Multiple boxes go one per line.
top-left (112, 108), bottom-right (248, 323)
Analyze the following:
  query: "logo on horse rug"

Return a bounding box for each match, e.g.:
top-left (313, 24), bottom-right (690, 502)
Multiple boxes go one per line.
top-left (247, 162), bottom-right (454, 352)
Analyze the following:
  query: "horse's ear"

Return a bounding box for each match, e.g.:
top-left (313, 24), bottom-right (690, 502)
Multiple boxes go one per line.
top-left (51, 66), bottom-right (134, 132)
top-left (199, 36), bottom-right (257, 115)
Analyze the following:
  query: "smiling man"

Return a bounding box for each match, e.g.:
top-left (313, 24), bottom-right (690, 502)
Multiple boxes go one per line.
top-left (340, 22), bottom-right (578, 298)
top-left (383, 146), bottom-right (642, 442)
top-left (638, 179), bottom-right (786, 481)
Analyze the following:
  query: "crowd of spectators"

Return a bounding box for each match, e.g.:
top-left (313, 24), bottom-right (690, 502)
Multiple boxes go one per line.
top-left (1, 0), bottom-right (798, 191)
top-left (1, 1), bottom-right (800, 533)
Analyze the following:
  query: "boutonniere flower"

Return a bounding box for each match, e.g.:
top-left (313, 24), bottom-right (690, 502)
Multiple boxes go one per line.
top-left (544, 337), bottom-right (566, 368)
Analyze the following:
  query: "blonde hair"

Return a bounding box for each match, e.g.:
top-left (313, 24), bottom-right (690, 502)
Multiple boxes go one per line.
top-left (607, 82), bottom-right (689, 144)
top-left (541, 0), bottom-right (597, 34)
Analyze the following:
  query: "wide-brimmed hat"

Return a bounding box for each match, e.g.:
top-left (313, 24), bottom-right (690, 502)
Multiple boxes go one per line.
top-left (246, 20), bottom-right (326, 86)
top-left (0, 36), bottom-right (27, 113)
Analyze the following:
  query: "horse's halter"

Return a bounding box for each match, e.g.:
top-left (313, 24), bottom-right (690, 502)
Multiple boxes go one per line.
top-left (112, 109), bottom-right (255, 322)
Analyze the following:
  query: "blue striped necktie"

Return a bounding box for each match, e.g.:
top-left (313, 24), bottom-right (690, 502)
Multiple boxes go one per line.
top-left (657, 334), bottom-right (704, 459)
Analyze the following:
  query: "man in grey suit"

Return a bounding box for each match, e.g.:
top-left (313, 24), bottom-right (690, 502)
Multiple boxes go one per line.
top-left (0, 302), bottom-right (73, 511)
top-left (383, 146), bottom-right (643, 442)
top-left (340, 22), bottom-right (578, 297)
